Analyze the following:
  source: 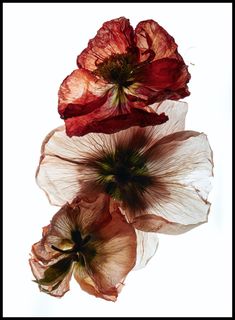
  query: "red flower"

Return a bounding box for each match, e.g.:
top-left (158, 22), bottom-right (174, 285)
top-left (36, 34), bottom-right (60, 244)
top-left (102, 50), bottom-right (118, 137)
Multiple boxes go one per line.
top-left (58, 17), bottom-right (190, 136)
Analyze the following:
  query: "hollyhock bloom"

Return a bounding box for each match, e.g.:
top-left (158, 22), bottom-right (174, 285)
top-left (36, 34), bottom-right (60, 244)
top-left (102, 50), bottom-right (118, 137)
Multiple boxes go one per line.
top-left (29, 193), bottom-right (137, 300)
top-left (58, 17), bottom-right (191, 136)
top-left (37, 100), bottom-right (213, 234)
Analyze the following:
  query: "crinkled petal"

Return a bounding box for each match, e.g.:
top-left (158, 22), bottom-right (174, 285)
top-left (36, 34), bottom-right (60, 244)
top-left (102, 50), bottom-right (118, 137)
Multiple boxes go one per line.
top-left (58, 69), bottom-right (109, 119)
top-left (31, 224), bottom-right (73, 264)
top-left (77, 17), bottom-right (135, 71)
top-left (87, 208), bottom-right (136, 294)
top-left (44, 195), bottom-right (111, 240)
top-left (64, 100), bottom-right (168, 136)
top-left (36, 127), bottom-right (130, 205)
top-left (73, 264), bottom-right (123, 301)
top-left (149, 100), bottom-right (188, 141)
top-left (133, 229), bottom-right (159, 270)
top-left (58, 75), bottom-right (169, 136)
top-left (31, 235), bottom-right (61, 264)
top-left (132, 214), bottom-right (207, 235)
top-left (135, 19), bottom-right (180, 62)
top-left (36, 99), bottom-right (186, 206)
top-left (36, 127), bottom-right (89, 206)
top-left (136, 58), bottom-right (190, 102)
top-left (144, 131), bottom-right (213, 225)
top-left (71, 193), bottom-right (112, 235)
top-left (36, 154), bottom-right (81, 206)
top-left (29, 257), bottom-right (73, 297)
top-left (36, 127), bottom-right (115, 205)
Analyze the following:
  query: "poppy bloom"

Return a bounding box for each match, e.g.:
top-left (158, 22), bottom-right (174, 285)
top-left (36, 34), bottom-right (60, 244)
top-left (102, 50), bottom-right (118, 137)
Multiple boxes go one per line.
top-left (29, 193), bottom-right (137, 300)
top-left (58, 17), bottom-right (190, 137)
top-left (37, 100), bottom-right (213, 234)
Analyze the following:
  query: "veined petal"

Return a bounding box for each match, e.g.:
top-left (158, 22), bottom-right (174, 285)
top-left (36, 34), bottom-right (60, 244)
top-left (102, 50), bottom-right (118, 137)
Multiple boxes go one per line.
top-left (36, 155), bottom-right (81, 206)
top-left (135, 19), bottom-right (180, 62)
top-left (31, 231), bottom-right (61, 264)
top-left (145, 131), bottom-right (213, 225)
top-left (29, 257), bottom-right (73, 297)
top-left (138, 58), bottom-right (190, 102)
top-left (73, 264), bottom-right (122, 301)
top-left (71, 193), bottom-right (112, 235)
top-left (64, 101), bottom-right (168, 137)
top-left (87, 208), bottom-right (136, 293)
top-left (132, 214), bottom-right (206, 235)
top-left (44, 195), bottom-right (111, 241)
top-left (148, 100), bottom-right (188, 141)
top-left (36, 127), bottom-right (115, 205)
top-left (36, 127), bottom-right (96, 206)
top-left (58, 69), bottom-right (109, 118)
top-left (77, 17), bottom-right (135, 71)
top-left (133, 229), bottom-right (159, 270)
top-left (36, 100), bottom-right (185, 207)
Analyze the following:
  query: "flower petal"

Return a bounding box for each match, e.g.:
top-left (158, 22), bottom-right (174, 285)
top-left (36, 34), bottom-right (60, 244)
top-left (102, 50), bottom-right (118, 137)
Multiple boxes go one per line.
top-left (58, 71), bottom-right (169, 136)
top-left (29, 257), bottom-right (73, 297)
top-left (144, 131), bottom-right (213, 225)
top-left (36, 154), bottom-right (81, 206)
top-left (86, 208), bottom-right (136, 294)
top-left (64, 101), bottom-right (168, 136)
top-left (137, 58), bottom-right (190, 102)
top-left (132, 214), bottom-right (206, 235)
top-left (73, 264), bottom-right (123, 301)
top-left (77, 17), bottom-right (135, 71)
top-left (58, 69), bottom-right (109, 119)
top-left (36, 127), bottom-right (116, 205)
top-left (71, 193), bottom-right (112, 235)
top-left (31, 226), bottom-right (62, 264)
top-left (36, 127), bottom-right (87, 206)
top-left (45, 194), bottom-right (111, 240)
top-left (135, 19), bottom-right (180, 62)
top-left (36, 104), bottom-right (185, 207)
top-left (133, 229), bottom-right (159, 270)
top-left (149, 100), bottom-right (188, 141)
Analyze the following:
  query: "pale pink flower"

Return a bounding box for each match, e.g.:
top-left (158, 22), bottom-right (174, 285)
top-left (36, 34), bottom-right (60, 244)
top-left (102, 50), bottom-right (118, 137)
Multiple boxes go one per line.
top-left (29, 194), bottom-right (137, 300)
top-left (36, 100), bottom-right (213, 234)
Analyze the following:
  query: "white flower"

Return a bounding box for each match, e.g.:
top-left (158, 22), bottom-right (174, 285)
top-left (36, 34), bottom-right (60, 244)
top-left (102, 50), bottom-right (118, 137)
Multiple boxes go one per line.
top-left (36, 100), bottom-right (213, 235)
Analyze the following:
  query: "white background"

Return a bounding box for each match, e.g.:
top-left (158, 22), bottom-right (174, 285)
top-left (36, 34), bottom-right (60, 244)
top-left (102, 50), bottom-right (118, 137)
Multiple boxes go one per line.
top-left (3, 3), bottom-right (232, 317)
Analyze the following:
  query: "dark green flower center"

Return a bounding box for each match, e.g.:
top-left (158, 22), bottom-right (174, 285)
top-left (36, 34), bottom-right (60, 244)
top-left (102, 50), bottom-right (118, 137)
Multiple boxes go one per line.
top-left (93, 53), bottom-right (136, 87)
top-left (51, 230), bottom-right (95, 266)
top-left (92, 147), bottom-right (154, 210)
top-left (36, 230), bottom-right (96, 289)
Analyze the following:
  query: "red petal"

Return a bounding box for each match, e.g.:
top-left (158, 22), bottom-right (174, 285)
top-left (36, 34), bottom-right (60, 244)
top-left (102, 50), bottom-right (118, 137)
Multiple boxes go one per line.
top-left (58, 69), bottom-right (108, 119)
top-left (136, 58), bottom-right (191, 102)
top-left (135, 19), bottom-right (181, 63)
top-left (77, 17), bottom-right (135, 71)
top-left (64, 104), bottom-right (168, 136)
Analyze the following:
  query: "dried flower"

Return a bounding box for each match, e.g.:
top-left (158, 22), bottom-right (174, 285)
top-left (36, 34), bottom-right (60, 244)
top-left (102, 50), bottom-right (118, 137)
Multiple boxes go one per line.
top-left (29, 194), bottom-right (137, 300)
top-left (37, 100), bottom-right (213, 234)
top-left (58, 17), bottom-right (190, 136)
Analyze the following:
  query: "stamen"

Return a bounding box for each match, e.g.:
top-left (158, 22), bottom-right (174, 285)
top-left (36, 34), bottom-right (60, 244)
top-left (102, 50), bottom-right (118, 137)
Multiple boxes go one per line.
top-left (51, 245), bottom-right (75, 254)
top-left (90, 146), bottom-right (154, 209)
top-left (51, 231), bottom-right (93, 257)
top-left (94, 53), bottom-right (137, 87)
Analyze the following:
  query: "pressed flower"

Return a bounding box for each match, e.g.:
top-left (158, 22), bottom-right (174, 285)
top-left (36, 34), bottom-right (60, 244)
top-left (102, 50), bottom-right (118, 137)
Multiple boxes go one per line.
top-left (29, 193), bottom-right (137, 300)
top-left (58, 17), bottom-right (190, 136)
top-left (37, 100), bottom-right (213, 234)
